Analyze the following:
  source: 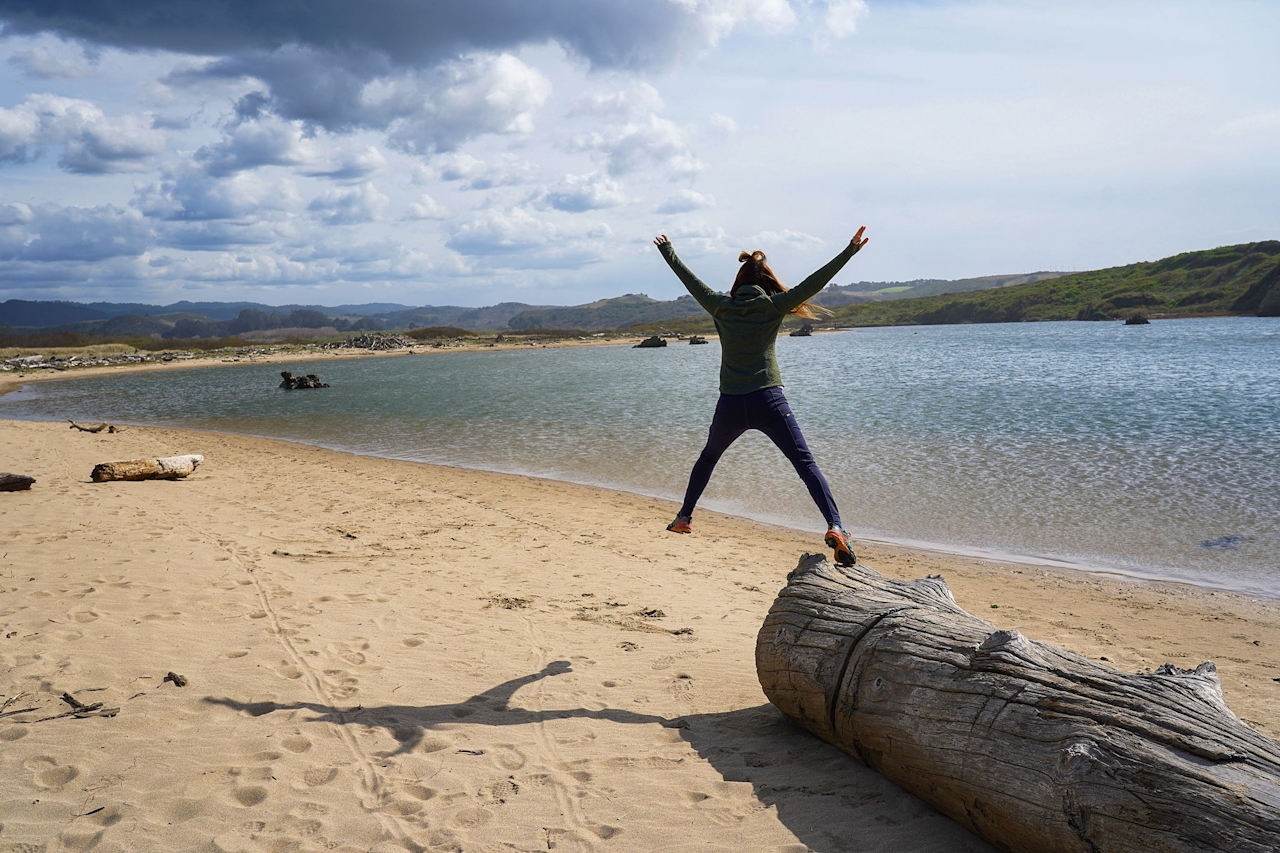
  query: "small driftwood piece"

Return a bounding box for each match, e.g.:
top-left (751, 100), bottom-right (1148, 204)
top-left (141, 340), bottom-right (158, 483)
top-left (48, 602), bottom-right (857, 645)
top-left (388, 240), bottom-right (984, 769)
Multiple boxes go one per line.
top-left (163, 672), bottom-right (188, 687)
top-left (1, 472), bottom-right (35, 491)
top-left (756, 554), bottom-right (1280, 853)
top-left (54, 692), bottom-right (119, 720)
top-left (91, 454), bottom-right (204, 482)
top-left (68, 419), bottom-right (124, 433)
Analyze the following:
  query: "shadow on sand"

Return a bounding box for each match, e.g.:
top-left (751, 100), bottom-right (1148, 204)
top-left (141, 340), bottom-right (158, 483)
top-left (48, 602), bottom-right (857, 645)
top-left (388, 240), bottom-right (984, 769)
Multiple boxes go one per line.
top-left (207, 662), bottom-right (995, 853)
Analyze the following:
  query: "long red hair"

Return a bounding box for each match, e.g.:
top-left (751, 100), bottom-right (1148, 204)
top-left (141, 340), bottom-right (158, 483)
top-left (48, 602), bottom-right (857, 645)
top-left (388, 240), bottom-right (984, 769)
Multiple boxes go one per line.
top-left (731, 250), bottom-right (826, 320)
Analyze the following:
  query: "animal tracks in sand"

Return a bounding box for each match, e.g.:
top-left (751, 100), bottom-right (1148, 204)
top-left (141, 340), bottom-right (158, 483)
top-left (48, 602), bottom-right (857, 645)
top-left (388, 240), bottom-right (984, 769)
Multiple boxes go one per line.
top-left (650, 647), bottom-right (720, 671)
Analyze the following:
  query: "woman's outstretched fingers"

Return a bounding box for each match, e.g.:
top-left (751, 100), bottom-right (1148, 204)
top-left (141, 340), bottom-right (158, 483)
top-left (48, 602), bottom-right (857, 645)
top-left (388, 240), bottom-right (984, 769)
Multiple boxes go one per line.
top-left (851, 225), bottom-right (867, 248)
top-left (653, 233), bottom-right (670, 248)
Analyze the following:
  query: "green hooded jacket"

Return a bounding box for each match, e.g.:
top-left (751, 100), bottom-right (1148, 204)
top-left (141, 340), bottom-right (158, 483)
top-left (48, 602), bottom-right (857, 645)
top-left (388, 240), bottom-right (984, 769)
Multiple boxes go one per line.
top-left (658, 241), bottom-right (861, 395)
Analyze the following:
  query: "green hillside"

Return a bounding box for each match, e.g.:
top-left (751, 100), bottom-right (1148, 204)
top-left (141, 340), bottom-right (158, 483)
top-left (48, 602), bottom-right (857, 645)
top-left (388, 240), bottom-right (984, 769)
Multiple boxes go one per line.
top-left (830, 241), bottom-right (1280, 326)
top-left (506, 293), bottom-right (705, 331)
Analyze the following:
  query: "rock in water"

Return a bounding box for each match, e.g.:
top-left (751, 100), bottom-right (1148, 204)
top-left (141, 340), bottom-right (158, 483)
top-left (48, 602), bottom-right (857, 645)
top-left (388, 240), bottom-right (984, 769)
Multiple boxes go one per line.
top-left (279, 371), bottom-right (329, 389)
top-left (633, 335), bottom-right (667, 348)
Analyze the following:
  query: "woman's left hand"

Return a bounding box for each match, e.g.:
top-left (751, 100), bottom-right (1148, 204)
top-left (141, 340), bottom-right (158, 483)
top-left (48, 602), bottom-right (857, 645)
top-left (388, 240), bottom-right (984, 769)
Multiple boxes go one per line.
top-left (653, 234), bottom-right (670, 249)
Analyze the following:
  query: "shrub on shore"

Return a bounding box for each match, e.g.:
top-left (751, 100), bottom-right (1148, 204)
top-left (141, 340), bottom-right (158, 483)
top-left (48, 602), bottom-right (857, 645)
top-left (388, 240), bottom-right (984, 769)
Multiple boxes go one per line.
top-left (406, 326), bottom-right (475, 340)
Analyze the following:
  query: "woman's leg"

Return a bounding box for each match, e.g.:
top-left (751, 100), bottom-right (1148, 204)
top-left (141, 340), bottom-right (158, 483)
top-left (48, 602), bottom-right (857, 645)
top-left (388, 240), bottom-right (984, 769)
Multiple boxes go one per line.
top-left (750, 388), bottom-right (842, 528)
top-left (678, 394), bottom-right (748, 518)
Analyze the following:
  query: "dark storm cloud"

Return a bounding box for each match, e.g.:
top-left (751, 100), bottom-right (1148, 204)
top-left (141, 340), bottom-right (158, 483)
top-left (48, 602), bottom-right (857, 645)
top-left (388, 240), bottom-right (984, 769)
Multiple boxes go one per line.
top-left (0, 0), bottom-right (695, 70)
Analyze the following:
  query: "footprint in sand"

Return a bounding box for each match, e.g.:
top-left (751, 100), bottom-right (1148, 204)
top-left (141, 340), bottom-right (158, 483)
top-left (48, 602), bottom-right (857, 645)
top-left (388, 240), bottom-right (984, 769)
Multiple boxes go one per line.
top-left (486, 778), bottom-right (519, 803)
top-left (165, 798), bottom-right (205, 824)
top-left (38, 629), bottom-right (83, 644)
top-left (276, 664), bottom-right (303, 680)
top-left (402, 636), bottom-right (425, 647)
top-left (381, 799), bottom-right (423, 818)
top-left (281, 736), bottom-right (312, 754)
top-left (417, 737), bottom-right (451, 754)
top-left (222, 650), bottom-right (249, 659)
top-left (1, 726), bottom-right (28, 742)
top-left (490, 745), bottom-right (526, 771)
top-left (450, 807), bottom-right (492, 828)
top-left (58, 828), bottom-right (104, 852)
top-left (68, 610), bottom-right (99, 623)
top-left (82, 804), bottom-right (123, 824)
top-left (302, 766), bottom-right (339, 787)
top-left (24, 755), bottom-right (79, 791)
top-left (402, 785), bottom-right (436, 801)
top-left (670, 674), bottom-right (697, 707)
top-left (230, 786), bottom-right (268, 807)
top-left (321, 670), bottom-right (359, 699)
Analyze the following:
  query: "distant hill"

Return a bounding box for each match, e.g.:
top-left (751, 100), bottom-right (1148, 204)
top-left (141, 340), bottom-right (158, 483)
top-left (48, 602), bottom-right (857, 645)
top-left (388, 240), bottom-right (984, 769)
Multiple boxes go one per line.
top-left (376, 302), bottom-right (555, 331)
top-left (0, 299), bottom-right (415, 328)
top-left (829, 241), bottom-right (1280, 326)
top-left (506, 294), bottom-right (706, 331)
top-left (5, 245), bottom-right (1274, 340)
top-left (818, 271), bottom-right (1070, 305)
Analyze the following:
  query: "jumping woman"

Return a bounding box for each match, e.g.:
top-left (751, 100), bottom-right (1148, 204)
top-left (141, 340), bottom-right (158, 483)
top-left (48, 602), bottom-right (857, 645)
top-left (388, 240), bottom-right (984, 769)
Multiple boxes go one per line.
top-left (653, 227), bottom-right (869, 566)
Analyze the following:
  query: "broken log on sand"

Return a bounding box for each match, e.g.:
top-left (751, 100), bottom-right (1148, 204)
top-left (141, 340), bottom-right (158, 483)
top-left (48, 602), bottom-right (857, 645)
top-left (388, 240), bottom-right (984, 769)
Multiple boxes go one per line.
top-left (1, 472), bottom-right (36, 491)
top-left (91, 454), bottom-right (204, 482)
top-left (756, 553), bottom-right (1280, 853)
top-left (68, 419), bottom-right (125, 433)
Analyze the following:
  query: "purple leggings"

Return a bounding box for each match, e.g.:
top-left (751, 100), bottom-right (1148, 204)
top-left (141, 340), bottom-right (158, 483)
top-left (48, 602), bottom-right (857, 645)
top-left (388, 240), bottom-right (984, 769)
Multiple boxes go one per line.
top-left (678, 387), bottom-right (841, 527)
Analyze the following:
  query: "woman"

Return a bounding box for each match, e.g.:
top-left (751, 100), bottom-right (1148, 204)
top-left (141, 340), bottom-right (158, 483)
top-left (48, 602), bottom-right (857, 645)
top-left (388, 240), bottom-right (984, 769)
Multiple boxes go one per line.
top-left (653, 227), bottom-right (868, 566)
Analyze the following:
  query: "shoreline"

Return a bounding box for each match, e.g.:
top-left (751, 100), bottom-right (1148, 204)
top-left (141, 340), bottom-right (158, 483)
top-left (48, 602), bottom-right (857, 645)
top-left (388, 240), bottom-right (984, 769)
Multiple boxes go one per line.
top-left (2, 417), bottom-right (1277, 850)
top-left (3, 346), bottom-right (1276, 601)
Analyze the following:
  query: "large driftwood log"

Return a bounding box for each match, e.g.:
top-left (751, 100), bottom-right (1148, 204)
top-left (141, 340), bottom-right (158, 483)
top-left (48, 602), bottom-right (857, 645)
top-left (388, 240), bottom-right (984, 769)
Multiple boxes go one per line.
top-left (756, 554), bottom-right (1280, 853)
top-left (1, 472), bottom-right (36, 491)
top-left (91, 454), bottom-right (204, 482)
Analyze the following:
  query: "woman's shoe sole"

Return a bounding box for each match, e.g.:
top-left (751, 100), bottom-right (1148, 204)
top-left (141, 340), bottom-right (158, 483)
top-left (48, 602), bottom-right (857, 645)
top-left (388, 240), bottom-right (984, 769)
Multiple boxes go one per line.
top-left (825, 530), bottom-right (856, 566)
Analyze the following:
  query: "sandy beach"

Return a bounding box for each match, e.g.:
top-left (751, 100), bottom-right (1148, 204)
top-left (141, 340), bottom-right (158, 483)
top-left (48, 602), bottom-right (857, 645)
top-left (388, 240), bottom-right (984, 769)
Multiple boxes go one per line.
top-left (2, 416), bottom-right (1279, 853)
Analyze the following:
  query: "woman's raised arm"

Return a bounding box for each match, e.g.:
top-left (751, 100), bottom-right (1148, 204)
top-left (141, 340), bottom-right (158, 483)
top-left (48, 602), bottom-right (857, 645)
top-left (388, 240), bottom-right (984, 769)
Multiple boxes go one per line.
top-left (654, 234), bottom-right (721, 314)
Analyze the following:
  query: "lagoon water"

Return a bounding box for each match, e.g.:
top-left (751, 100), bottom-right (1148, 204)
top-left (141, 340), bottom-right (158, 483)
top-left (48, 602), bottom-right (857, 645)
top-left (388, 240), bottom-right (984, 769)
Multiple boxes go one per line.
top-left (4, 317), bottom-right (1278, 595)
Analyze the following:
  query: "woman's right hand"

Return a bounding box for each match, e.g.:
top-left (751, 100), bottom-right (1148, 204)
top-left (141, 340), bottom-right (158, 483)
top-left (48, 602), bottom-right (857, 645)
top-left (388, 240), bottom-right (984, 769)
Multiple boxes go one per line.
top-left (850, 226), bottom-right (868, 251)
top-left (653, 234), bottom-right (670, 249)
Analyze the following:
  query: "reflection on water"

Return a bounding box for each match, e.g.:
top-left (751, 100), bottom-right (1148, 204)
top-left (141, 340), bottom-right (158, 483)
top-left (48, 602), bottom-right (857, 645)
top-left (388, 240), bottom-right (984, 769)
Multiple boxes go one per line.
top-left (4, 317), bottom-right (1278, 595)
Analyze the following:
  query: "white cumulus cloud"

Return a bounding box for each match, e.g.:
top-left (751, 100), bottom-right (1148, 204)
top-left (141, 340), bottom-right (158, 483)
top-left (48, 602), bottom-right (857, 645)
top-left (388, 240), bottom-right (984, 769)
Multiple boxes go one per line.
top-left (0, 94), bottom-right (165, 173)
top-left (656, 189), bottom-right (716, 213)
top-left (307, 183), bottom-right (389, 225)
top-left (536, 173), bottom-right (628, 213)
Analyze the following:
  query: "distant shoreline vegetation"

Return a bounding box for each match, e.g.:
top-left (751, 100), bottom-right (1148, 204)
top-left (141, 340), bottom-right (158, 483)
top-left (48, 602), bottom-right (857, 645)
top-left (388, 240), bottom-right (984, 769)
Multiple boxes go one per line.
top-left (2, 242), bottom-right (1277, 351)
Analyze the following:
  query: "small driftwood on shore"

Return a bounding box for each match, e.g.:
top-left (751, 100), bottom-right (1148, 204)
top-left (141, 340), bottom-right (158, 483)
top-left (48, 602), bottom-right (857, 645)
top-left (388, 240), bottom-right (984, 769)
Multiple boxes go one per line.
top-left (756, 554), bottom-right (1280, 853)
top-left (91, 454), bottom-right (204, 483)
top-left (68, 419), bottom-right (125, 433)
top-left (279, 370), bottom-right (329, 389)
top-left (1, 472), bottom-right (35, 491)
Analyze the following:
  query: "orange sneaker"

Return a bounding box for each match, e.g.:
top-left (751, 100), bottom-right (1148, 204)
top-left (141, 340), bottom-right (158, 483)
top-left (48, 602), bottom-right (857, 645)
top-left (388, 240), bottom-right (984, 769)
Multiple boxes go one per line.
top-left (666, 515), bottom-right (692, 534)
top-left (825, 525), bottom-right (856, 566)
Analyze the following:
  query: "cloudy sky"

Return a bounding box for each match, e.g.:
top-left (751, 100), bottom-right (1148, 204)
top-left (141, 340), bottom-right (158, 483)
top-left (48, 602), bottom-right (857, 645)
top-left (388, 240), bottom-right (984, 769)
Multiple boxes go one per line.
top-left (1, 0), bottom-right (1276, 307)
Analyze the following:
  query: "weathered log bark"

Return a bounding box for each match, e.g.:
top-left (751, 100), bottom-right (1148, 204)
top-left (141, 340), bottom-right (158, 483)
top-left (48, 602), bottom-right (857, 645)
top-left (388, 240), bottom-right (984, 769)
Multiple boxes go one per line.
top-left (91, 454), bottom-right (204, 482)
top-left (1, 472), bottom-right (36, 491)
top-left (756, 554), bottom-right (1280, 853)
